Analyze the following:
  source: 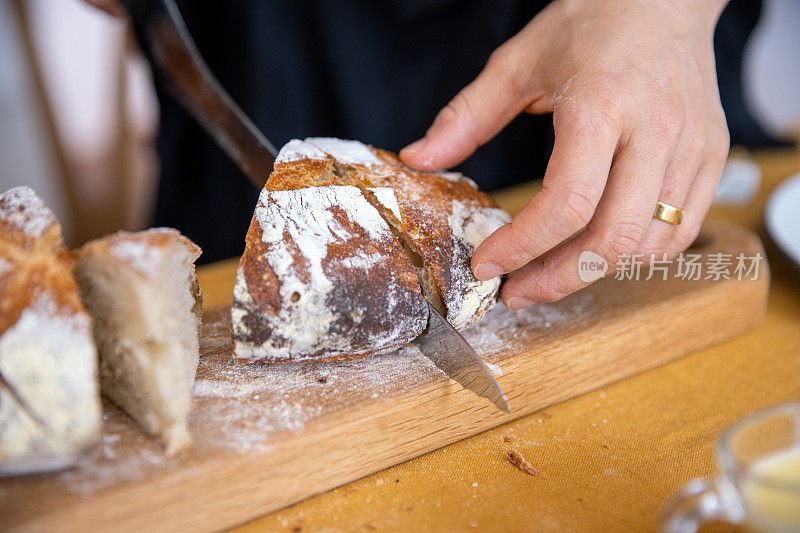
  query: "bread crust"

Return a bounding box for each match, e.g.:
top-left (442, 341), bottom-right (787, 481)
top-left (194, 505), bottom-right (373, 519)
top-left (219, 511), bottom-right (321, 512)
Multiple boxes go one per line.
top-left (0, 187), bottom-right (100, 475)
top-left (77, 227), bottom-right (202, 279)
top-left (233, 185), bottom-right (428, 363)
top-left (0, 188), bottom-right (84, 338)
top-left (232, 138), bottom-right (510, 363)
top-left (296, 138), bottom-right (511, 330)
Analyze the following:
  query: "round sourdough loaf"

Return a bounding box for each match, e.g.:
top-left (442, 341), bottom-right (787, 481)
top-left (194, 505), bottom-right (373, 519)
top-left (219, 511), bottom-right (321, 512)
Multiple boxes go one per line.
top-left (232, 138), bottom-right (511, 363)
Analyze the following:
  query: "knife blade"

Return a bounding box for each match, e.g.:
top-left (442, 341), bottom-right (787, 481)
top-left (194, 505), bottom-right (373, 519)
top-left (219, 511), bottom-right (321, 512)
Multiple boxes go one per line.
top-left (121, 0), bottom-right (276, 187)
top-left (412, 303), bottom-right (511, 413)
top-left (121, 0), bottom-right (510, 413)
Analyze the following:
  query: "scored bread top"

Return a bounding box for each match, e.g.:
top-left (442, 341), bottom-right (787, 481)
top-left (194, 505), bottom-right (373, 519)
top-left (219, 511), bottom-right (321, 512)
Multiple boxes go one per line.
top-left (272, 138), bottom-right (511, 330)
top-left (233, 163), bottom-right (428, 362)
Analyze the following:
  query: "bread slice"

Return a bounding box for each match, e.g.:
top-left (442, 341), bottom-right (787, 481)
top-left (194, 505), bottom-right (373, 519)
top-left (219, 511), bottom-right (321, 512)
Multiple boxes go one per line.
top-left (233, 141), bottom-right (428, 362)
top-left (0, 187), bottom-right (101, 476)
top-left (74, 229), bottom-right (202, 454)
top-left (232, 138), bottom-right (510, 363)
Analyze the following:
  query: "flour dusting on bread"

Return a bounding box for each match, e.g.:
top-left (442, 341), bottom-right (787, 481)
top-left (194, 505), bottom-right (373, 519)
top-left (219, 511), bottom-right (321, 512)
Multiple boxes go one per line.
top-left (306, 137), bottom-right (383, 167)
top-left (110, 239), bottom-right (164, 277)
top-left (0, 187), bottom-right (100, 476)
top-left (0, 293), bottom-right (99, 474)
top-left (276, 139), bottom-right (327, 164)
top-left (233, 185), bottom-right (427, 362)
top-left (367, 187), bottom-right (403, 222)
top-left (0, 186), bottom-right (58, 238)
top-left (75, 228), bottom-right (202, 454)
top-left (447, 201), bottom-right (511, 329)
top-left (437, 171), bottom-right (478, 189)
top-left (300, 138), bottom-right (510, 330)
top-left (233, 138), bottom-right (511, 362)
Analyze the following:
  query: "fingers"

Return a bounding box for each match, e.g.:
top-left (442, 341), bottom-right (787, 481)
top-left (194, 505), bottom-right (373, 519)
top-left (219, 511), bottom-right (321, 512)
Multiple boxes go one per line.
top-left (399, 45), bottom-right (537, 171)
top-left (663, 121), bottom-right (729, 256)
top-left (500, 138), bottom-right (668, 308)
top-left (470, 104), bottom-right (621, 281)
top-left (634, 133), bottom-right (703, 258)
top-left (664, 153), bottom-right (728, 257)
top-left (644, 116), bottom-right (729, 259)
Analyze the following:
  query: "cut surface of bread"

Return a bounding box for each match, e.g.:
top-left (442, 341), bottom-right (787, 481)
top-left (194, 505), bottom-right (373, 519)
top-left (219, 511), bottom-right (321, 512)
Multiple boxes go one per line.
top-left (0, 187), bottom-right (100, 476)
top-left (75, 228), bottom-right (202, 454)
top-left (233, 138), bottom-right (510, 363)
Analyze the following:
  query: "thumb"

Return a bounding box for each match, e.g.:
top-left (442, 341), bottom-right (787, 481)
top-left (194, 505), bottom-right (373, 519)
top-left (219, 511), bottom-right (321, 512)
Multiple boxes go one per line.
top-left (400, 47), bottom-right (535, 171)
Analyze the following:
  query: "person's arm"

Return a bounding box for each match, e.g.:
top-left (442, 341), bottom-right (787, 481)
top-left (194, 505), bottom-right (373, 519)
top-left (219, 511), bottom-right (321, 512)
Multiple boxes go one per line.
top-left (401, 0), bottom-right (730, 309)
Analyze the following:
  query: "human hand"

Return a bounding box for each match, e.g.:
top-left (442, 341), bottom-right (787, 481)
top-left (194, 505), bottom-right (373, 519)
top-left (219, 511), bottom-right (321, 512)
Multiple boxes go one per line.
top-left (400, 0), bottom-right (730, 309)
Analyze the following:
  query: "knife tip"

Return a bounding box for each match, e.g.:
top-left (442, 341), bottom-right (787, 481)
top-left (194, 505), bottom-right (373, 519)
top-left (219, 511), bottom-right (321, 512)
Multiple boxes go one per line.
top-left (496, 397), bottom-right (512, 413)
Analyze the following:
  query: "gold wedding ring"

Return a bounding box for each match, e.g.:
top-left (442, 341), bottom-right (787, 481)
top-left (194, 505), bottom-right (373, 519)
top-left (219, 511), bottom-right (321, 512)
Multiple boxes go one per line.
top-left (653, 201), bottom-right (684, 225)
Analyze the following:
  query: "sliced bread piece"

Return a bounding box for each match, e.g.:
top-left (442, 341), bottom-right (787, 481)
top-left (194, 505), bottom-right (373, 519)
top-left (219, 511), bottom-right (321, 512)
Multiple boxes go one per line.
top-left (74, 228), bottom-right (202, 454)
top-left (0, 186), bottom-right (100, 476)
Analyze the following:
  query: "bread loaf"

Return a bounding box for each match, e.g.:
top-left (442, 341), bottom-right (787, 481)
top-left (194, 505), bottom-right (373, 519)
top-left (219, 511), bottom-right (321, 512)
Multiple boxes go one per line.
top-left (233, 138), bottom-right (511, 363)
top-left (0, 187), bottom-right (101, 476)
top-left (75, 229), bottom-right (202, 454)
top-left (233, 142), bottom-right (428, 362)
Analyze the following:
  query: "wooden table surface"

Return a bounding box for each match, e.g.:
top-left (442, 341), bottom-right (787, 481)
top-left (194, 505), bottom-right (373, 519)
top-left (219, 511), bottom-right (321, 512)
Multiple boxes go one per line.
top-left (196, 147), bottom-right (800, 532)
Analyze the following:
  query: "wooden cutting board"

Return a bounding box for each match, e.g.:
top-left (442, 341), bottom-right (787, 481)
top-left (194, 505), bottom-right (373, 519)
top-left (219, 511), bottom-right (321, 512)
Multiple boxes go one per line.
top-left (0, 220), bottom-right (769, 532)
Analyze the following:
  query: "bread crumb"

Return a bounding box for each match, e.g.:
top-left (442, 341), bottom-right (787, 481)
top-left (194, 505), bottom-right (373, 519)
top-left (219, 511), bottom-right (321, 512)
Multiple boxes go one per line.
top-left (506, 450), bottom-right (538, 476)
top-left (503, 436), bottom-right (513, 443)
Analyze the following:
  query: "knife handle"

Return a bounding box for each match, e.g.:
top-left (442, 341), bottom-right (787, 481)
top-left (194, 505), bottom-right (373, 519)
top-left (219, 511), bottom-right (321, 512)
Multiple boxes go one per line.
top-left (121, 0), bottom-right (276, 187)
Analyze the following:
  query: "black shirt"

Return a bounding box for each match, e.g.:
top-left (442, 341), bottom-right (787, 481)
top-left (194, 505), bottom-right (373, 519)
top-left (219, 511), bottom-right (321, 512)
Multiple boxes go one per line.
top-left (151, 0), bottom-right (766, 263)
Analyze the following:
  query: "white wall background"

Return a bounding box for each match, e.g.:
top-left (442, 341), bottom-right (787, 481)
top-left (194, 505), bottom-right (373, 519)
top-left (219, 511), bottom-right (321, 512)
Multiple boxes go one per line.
top-left (744, 0), bottom-right (800, 139)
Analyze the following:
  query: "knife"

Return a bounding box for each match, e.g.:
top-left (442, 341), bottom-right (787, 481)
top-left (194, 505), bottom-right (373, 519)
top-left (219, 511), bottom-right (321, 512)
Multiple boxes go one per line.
top-left (413, 303), bottom-right (510, 412)
top-left (122, 0), bottom-right (511, 413)
top-left (121, 0), bottom-right (276, 187)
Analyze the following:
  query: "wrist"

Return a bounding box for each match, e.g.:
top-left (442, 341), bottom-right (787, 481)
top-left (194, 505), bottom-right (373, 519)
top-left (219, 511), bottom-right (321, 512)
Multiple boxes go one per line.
top-left (647, 0), bottom-right (730, 39)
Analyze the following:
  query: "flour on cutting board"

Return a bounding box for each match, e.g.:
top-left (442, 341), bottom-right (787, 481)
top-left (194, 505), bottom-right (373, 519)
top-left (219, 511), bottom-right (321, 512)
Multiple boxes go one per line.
top-left (52, 292), bottom-right (596, 493)
top-left (193, 293), bottom-right (596, 454)
top-left (191, 344), bottom-right (444, 453)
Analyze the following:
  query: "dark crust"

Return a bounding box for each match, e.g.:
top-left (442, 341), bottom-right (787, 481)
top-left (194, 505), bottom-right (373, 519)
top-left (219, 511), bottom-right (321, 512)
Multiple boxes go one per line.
top-left (232, 141), bottom-right (504, 362)
top-left (233, 175), bottom-right (427, 363)
top-left (239, 219), bottom-right (281, 315)
top-left (348, 147), bottom-right (502, 323)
